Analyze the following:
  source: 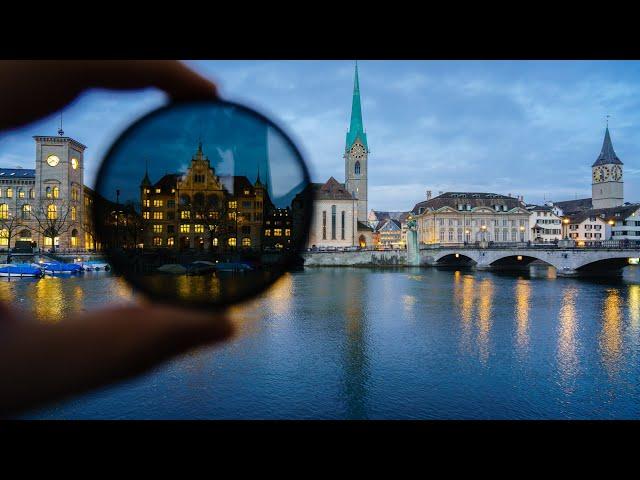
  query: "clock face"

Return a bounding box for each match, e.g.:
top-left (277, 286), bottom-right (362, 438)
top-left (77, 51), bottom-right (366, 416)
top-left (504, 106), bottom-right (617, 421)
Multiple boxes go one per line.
top-left (71, 157), bottom-right (79, 170)
top-left (47, 155), bottom-right (60, 167)
top-left (611, 165), bottom-right (622, 181)
top-left (603, 166), bottom-right (611, 181)
top-left (351, 143), bottom-right (365, 159)
top-left (593, 167), bottom-right (603, 183)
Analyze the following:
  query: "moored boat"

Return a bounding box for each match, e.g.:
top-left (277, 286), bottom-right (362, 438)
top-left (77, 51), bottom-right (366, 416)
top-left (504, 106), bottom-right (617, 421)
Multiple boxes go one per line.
top-left (41, 262), bottom-right (84, 274)
top-left (0, 263), bottom-right (44, 278)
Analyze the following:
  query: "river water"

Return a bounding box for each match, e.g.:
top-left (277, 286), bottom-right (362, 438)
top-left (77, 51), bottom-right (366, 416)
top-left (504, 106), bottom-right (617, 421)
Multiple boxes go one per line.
top-left (3, 265), bottom-right (640, 419)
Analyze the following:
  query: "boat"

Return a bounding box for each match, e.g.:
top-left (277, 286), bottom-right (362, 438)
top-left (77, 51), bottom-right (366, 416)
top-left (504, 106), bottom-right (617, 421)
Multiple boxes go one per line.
top-left (41, 262), bottom-right (84, 274)
top-left (157, 263), bottom-right (188, 274)
top-left (214, 262), bottom-right (254, 272)
top-left (81, 261), bottom-right (110, 271)
top-left (0, 263), bottom-right (44, 278)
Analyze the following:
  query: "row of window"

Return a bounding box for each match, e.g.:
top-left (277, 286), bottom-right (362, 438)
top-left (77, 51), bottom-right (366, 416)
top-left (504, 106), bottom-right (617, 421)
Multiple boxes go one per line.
top-left (0, 187), bottom-right (36, 199)
top-left (151, 236), bottom-right (252, 247)
top-left (264, 229), bottom-right (290, 237)
top-left (0, 203), bottom-right (78, 221)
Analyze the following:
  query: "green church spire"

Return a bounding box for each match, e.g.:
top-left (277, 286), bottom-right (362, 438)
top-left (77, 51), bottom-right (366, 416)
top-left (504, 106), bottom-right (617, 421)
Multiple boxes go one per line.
top-left (345, 61), bottom-right (368, 151)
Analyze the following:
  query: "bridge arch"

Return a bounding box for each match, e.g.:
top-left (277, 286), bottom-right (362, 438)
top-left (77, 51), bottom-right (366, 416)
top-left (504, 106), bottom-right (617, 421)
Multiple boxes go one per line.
top-left (435, 252), bottom-right (477, 266)
top-left (488, 253), bottom-right (556, 269)
top-left (574, 253), bottom-right (636, 273)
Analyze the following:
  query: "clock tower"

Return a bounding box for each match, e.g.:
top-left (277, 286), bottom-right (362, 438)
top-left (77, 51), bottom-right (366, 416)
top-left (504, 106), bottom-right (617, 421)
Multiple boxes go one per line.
top-left (33, 133), bottom-right (86, 248)
top-left (344, 62), bottom-right (369, 223)
top-left (591, 126), bottom-right (624, 209)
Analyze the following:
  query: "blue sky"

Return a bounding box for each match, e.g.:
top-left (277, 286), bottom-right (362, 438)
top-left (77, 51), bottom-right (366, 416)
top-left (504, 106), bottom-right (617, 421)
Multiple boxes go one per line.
top-left (1, 60), bottom-right (639, 211)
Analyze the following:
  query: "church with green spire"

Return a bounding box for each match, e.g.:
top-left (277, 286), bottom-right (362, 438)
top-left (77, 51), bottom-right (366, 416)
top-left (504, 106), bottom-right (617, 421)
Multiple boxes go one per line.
top-left (344, 61), bottom-right (369, 224)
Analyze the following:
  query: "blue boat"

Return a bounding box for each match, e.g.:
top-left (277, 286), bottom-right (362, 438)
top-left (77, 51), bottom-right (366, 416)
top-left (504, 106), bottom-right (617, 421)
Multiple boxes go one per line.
top-left (0, 263), bottom-right (44, 278)
top-left (41, 262), bottom-right (84, 274)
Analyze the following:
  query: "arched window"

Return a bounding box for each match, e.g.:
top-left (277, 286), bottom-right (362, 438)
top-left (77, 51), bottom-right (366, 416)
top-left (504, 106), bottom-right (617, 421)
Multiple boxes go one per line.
top-left (6, 188), bottom-right (13, 198)
top-left (18, 188), bottom-right (24, 199)
top-left (47, 204), bottom-right (57, 220)
top-left (29, 188), bottom-right (34, 199)
top-left (22, 204), bottom-right (31, 219)
top-left (46, 186), bottom-right (52, 198)
top-left (53, 186), bottom-right (60, 199)
top-left (71, 229), bottom-right (78, 247)
top-left (354, 161), bottom-right (361, 175)
top-left (0, 204), bottom-right (7, 220)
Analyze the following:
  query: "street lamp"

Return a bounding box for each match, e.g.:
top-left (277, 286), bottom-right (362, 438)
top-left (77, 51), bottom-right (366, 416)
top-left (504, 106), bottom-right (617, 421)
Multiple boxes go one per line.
top-left (481, 224), bottom-right (487, 242)
top-left (562, 217), bottom-right (569, 239)
top-left (519, 225), bottom-right (525, 243)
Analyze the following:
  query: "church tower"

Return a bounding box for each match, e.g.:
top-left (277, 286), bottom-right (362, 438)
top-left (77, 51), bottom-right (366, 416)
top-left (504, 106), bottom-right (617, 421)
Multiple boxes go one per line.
top-left (344, 62), bottom-right (369, 223)
top-left (592, 125), bottom-right (624, 209)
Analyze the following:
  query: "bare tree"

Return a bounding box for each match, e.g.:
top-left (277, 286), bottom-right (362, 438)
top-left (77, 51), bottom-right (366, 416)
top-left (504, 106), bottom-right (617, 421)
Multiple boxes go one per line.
top-left (0, 203), bottom-right (26, 252)
top-left (30, 199), bottom-right (74, 253)
top-left (189, 192), bottom-right (229, 251)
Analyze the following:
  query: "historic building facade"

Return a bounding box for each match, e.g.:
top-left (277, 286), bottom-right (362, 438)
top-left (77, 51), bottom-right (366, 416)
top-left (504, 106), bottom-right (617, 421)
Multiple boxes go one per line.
top-left (411, 192), bottom-right (531, 245)
top-left (140, 143), bottom-right (273, 251)
top-left (526, 204), bottom-right (562, 243)
top-left (307, 63), bottom-right (370, 248)
top-left (0, 134), bottom-right (94, 251)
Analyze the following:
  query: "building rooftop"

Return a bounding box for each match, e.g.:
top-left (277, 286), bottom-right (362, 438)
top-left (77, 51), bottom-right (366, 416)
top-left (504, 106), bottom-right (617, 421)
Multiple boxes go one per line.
top-left (311, 177), bottom-right (354, 201)
top-left (553, 198), bottom-right (593, 215)
top-left (0, 168), bottom-right (35, 178)
top-left (593, 127), bottom-right (623, 167)
top-left (411, 192), bottom-right (524, 214)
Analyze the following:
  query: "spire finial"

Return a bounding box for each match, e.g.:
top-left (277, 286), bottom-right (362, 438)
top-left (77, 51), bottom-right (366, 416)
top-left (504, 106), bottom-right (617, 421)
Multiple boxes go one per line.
top-left (606, 114), bottom-right (610, 128)
top-left (57, 113), bottom-right (64, 136)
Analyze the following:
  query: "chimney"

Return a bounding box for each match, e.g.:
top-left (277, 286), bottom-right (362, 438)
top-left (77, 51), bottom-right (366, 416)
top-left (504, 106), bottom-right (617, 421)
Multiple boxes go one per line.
top-left (426, 190), bottom-right (432, 200)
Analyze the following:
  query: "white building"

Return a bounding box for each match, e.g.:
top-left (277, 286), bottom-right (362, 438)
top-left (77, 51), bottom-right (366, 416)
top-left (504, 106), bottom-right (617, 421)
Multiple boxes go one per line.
top-left (526, 204), bottom-right (562, 243)
top-left (566, 212), bottom-right (609, 244)
top-left (307, 177), bottom-right (358, 248)
top-left (411, 192), bottom-right (531, 245)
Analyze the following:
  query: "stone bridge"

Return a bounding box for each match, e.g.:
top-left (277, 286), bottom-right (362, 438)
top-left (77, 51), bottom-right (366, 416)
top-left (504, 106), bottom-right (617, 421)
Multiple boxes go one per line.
top-left (302, 246), bottom-right (640, 277)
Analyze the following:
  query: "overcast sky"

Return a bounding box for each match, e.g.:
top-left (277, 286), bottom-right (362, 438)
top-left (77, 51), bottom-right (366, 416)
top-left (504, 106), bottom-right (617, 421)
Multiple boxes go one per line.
top-left (1, 60), bottom-right (639, 212)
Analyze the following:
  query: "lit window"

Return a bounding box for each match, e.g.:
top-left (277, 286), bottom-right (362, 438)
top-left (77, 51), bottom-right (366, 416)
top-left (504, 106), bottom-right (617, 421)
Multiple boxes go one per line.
top-left (0, 204), bottom-right (7, 220)
top-left (153, 237), bottom-right (163, 246)
top-left (0, 229), bottom-right (8, 247)
top-left (29, 189), bottom-right (35, 199)
top-left (180, 224), bottom-right (190, 233)
top-left (143, 211), bottom-right (150, 219)
top-left (143, 200), bottom-right (150, 207)
top-left (242, 237), bottom-right (251, 247)
top-left (228, 212), bottom-right (236, 220)
top-left (244, 190), bottom-right (250, 195)
top-left (285, 229), bottom-right (291, 236)
top-left (181, 211), bottom-right (190, 219)
top-left (153, 225), bottom-right (162, 233)
top-left (6, 188), bottom-right (13, 198)
top-left (18, 189), bottom-right (24, 199)
top-left (144, 189), bottom-right (150, 194)
top-left (228, 201), bottom-right (237, 209)
top-left (53, 187), bottom-right (59, 199)
top-left (212, 238), bottom-right (218, 246)
top-left (153, 199), bottom-right (163, 207)
top-left (22, 204), bottom-right (31, 219)
top-left (71, 206), bottom-right (76, 221)
top-left (274, 229), bottom-right (282, 236)
top-left (47, 204), bottom-right (57, 220)
top-left (155, 188), bottom-right (161, 193)
top-left (167, 237), bottom-right (175, 246)
top-left (194, 224), bottom-right (204, 233)
top-left (153, 212), bottom-right (163, 220)
top-left (228, 237), bottom-right (237, 247)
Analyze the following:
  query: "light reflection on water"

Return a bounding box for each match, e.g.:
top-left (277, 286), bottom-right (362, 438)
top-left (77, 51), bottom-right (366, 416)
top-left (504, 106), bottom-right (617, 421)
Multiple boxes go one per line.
top-left (4, 264), bottom-right (640, 419)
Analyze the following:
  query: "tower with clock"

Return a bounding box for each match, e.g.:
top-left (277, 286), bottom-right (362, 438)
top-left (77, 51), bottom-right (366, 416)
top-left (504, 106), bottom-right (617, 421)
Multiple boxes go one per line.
top-left (344, 62), bottom-right (369, 223)
top-left (591, 126), bottom-right (624, 209)
top-left (33, 132), bottom-right (86, 248)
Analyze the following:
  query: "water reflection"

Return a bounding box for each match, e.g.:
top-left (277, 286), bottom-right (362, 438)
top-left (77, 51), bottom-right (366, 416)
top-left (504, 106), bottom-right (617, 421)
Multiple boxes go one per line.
top-left (343, 271), bottom-right (368, 419)
top-left (515, 279), bottom-right (531, 355)
top-left (600, 288), bottom-right (623, 376)
top-left (455, 272), bottom-right (475, 353)
top-left (477, 278), bottom-right (494, 363)
top-left (628, 285), bottom-right (640, 333)
top-left (557, 286), bottom-right (578, 389)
